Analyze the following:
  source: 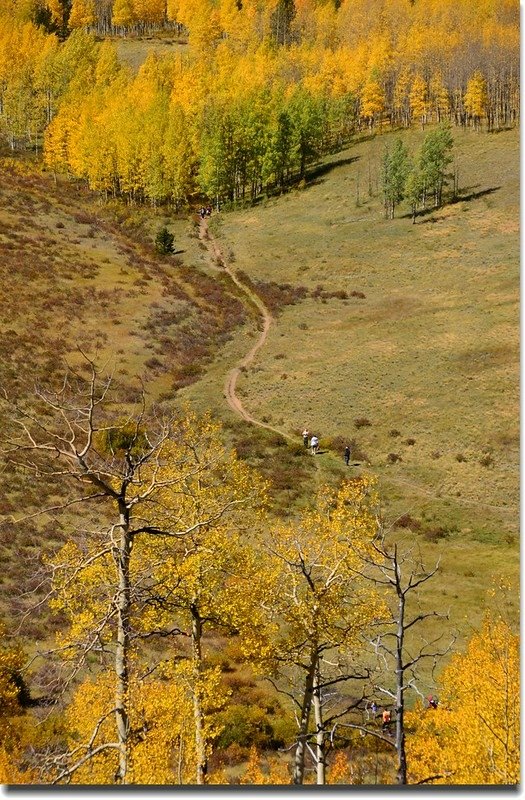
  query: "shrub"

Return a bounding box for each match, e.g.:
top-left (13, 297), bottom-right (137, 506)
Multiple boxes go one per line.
top-left (267, 434), bottom-right (287, 448)
top-left (216, 705), bottom-right (275, 749)
top-left (423, 526), bottom-right (449, 542)
top-left (155, 226), bottom-right (175, 254)
top-left (455, 452), bottom-right (467, 462)
top-left (354, 417), bottom-right (372, 429)
top-left (387, 452), bottom-right (402, 463)
top-left (389, 429), bottom-right (401, 437)
top-left (479, 452), bottom-right (495, 468)
top-left (394, 513), bottom-right (421, 531)
top-left (404, 438), bottom-right (416, 446)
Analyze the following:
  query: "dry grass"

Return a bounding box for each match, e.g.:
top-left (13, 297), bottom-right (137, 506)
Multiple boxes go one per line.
top-left (113, 34), bottom-right (188, 73)
top-left (181, 126), bottom-right (519, 643)
top-left (0, 161), bottom-right (246, 633)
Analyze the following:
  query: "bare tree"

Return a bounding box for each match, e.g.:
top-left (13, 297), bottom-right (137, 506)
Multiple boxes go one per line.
top-left (2, 358), bottom-right (255, 784)
top-left (337, 534), bottom-right (455, 785)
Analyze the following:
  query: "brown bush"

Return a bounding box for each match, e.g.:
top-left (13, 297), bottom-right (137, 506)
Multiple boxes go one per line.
top-left (387, 452), bottom-right (402, 463)
top-left (423, 526), bottom-right (449, 542)
top-left (479, 452), bottom-right (495, 468)
top-left (394, 513), bottom-right (421, 531)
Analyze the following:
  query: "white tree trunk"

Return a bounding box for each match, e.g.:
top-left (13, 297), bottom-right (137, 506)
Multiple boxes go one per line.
top-left (313, 665), bottom-right (326, 785)
top-left (115, 506), bottom-right (131, 783)
top-left (293, 652), bottom-right (317, 785)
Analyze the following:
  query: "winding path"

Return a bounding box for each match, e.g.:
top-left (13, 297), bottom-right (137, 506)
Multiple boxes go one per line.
top-left (199, 218), bottom-right (294, 442)
top-left (197, 217), bottom-right (517, 517)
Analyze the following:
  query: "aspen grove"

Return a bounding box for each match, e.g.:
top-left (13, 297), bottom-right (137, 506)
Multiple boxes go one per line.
top-left (0, 0), bottom-right (519, 787)
top-left (0, 0), bottom-right (518, 206)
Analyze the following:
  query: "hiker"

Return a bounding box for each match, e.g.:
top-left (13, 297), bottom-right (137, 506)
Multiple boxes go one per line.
top-left (199, 207), bottom-right (206, 219)
top-left (370, 701), bottom-right (378, 718)
top-left (344, 445), bottom-right (351, 466)
top-left (428, 695), bottom-right (438, 710)
top-left (310, 435), bottom-right (319, 455)
top-left (302, 429), bottom-right (309, 447)
top-left (382, 709), bottom-right (391, 731)
top-left (206, 205), bottom-right (212, 216)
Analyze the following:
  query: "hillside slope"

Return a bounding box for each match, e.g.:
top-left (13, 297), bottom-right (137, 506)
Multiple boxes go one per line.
top-left (0, 160), bottom-right (247, 630)
top-left (181, 126), bottom-right (519, 632)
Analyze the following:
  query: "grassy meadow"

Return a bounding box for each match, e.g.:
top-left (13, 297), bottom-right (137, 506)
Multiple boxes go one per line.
top-left (182, 126), bottom-right (519, 639)
top-left (113, 33), bottom-right (188, 73)
top-left (0, 123), bottom-right (518, 668)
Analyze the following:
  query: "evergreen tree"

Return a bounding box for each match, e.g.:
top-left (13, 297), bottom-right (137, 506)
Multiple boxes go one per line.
top-left (155, 225), bottom-right (174, 253)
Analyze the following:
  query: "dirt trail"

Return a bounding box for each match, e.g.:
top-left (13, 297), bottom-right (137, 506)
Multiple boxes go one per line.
top-left (199, 218), bottom-right (294, 442)
top-left (197, 217), bottom-right (517, 516)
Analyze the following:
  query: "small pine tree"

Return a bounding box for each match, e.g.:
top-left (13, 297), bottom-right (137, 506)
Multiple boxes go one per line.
top-left (155, 226), bottom-right (175, 254)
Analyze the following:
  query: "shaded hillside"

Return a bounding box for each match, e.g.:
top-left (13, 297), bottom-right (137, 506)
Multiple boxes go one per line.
top-left (0, 161), bottom-right (247, 631)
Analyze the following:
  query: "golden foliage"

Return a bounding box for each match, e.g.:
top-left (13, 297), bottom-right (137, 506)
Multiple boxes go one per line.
top-left (0, 627), bottom-right (34, 784)
top-left (464, 71), bottom-right (489, 121)
top-left (240, 746), bottom-right (289, 784)
top-left (406, 613), bottom-right (519, 785)
top-left (1, 0), bottom-right (518, 197)
top-left (264, 476), bottom-right (386, 668)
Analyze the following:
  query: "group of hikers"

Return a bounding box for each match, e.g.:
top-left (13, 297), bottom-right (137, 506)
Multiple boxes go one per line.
top-left (370, 696), bottom-right (439, 734)
top-left (302, 428), bottom-right (352, 465)
top-left (199, 205), bottom-right (212, 219)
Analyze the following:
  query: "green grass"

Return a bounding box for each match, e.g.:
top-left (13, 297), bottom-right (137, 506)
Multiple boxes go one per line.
top-left (181, 125), bottom-right (519, 641)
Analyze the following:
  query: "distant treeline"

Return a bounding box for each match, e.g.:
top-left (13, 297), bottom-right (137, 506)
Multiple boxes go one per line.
top-left (0, 0), bottom-right (518, 206)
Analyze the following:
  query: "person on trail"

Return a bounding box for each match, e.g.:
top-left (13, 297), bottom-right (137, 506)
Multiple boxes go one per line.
top-left (344, 445), bottom-right (351, 466)
top-left (302, 429), bottom-right (309, 447)
top-left (370, 701), bottom-right (378, 718)
top-left (310, 435), bottom-right (319, 455)
top-left (199, 207), bottom-right (206, 219)
top-left (382, 709), bottom-right (391, 731)
top-left (206, 205), bottom-right (212, 216)
top-left (428, 695), bottom-right (438, 709)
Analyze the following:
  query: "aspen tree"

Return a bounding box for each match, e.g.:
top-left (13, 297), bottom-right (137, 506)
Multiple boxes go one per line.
top-left (332, 538), bottom-right (454, 786)
top-left (464, 71), bottom-right (488, 130)
top-left (68, 0), bottom-right (97, 28)
top-left (380, 138), bottom-right (410, 219)
top-left (112, 0), bottom-right (136, 29)
top-left (263, 478), bottom-right (384, 785)
top-left (3, 362), bottom-right (260, 784)
top-left (429, 71), bottom-right (450, 123)
top-left (409, 74), bottom-right (428, 128)
top-left (360, 76), bottom-right (385, 130)
top-left (406, 613), bottom-right (519, 785)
